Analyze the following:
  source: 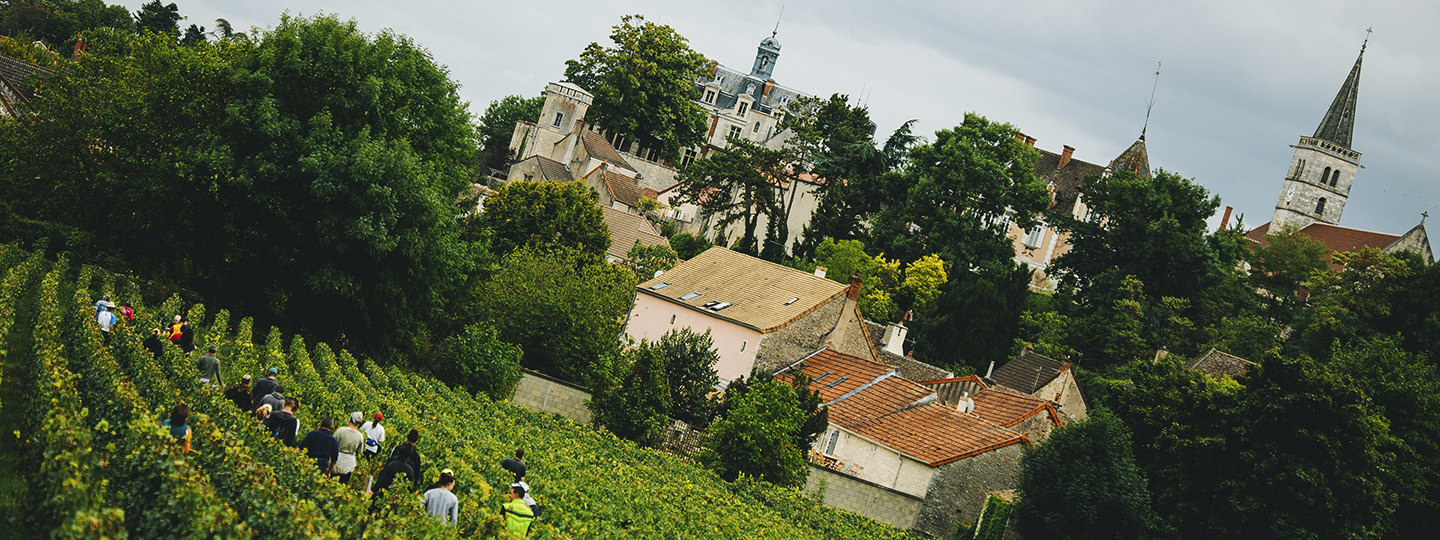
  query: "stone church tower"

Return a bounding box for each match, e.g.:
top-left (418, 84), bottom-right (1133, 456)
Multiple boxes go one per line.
top-left (1269, 42), bottom-right (1366, 231)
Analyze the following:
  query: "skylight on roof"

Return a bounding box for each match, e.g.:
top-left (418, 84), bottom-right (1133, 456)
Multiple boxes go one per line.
top-left (701, 300), bottom-right (719, 308)
top-left (784, 297), bottom-right (799, 305)
top-left (813, 372), bottom-right (833, 383)
top-left (825, 376), bottom-right (849, 389)
top-left (709, 302), bottom-right (732, 311)
top-left (680, 292), bottom-right (701, 301)
top-left (649, 282), bottom-right (672, 290)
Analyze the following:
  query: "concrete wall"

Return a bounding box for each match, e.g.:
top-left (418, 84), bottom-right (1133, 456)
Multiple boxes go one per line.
top-left (509, 370), bottom-right (592, 425)
top-left (806, 465), bottom-right (924, 530)
top-left (913, 443), bottom-right (1027, 537)
top-left (818, 425), bottom-right (934, 498)
top-left (625, 293), bottom-right (762, 385)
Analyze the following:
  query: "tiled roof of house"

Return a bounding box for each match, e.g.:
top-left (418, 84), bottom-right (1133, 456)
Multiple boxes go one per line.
top-left (530, 155), bottom-right (573, 183)
top-left (970, 387), bottom-right (1060, 428)
top-left (848, 403), bottom-right (1028, 467)
top-left (859, 321), bottom-right (954, 382)
top-left (990, 350), bottom-right (1065, 395)
top-left (1183, 348), bottom-right (1257, 379)
top-left (783, 348), bottom-right (1027, 467)
top-left (600, 205), bottom-right (666, 261)
top-left (637, 247), bottom-right (845, 333)
top-left (1246, 221), bottom-right (1403, 271)
top-left (919, 375), bottom-right (989, 406)
top-left (581, 131), bottom-right (635, 172)
top-left (1034, 149), bottom-right (1105, 215)
top-left (603, 170), bottom-right (642, 207)
top-left (0, 53), bottom-right (52, 101)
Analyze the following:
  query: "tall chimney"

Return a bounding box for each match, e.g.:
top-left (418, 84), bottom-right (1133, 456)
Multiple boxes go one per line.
top-left (1025, 135), bottom-right (1036, 147)
top-left (846, 273), bottom-right (862, 301)
top-left (882, 323), bottom-right (908, 356)
top-left (1059, 146), bottom-right (1075, 169)
top-left (1220, 206), bottom-right (1234, 231)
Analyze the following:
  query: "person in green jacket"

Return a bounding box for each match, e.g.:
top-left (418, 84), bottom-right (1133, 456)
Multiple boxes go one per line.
top-left (502, 484), bottom-right (535, 536)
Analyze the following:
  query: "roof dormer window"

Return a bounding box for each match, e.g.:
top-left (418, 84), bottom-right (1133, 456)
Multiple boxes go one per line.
top-left (703, 90), bottom-right (716, 104)
top-left (737, 102), bottom-right (748, 116)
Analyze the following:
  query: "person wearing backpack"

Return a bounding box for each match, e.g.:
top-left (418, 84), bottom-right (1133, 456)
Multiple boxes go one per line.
top-left (360, 412), bottom-right (386, 459)
top-left (265, 397), bottom-right (301, 447)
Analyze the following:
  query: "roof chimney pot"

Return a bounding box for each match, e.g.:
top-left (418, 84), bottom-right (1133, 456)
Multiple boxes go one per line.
top-left (1059, 146), bottom-right (1075, 169)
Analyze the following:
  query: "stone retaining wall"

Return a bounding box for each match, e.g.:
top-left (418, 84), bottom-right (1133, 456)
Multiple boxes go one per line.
top-left (509, 370), bottom-right (592, 424)
top-left (806, 465), bottom-right (924, 530)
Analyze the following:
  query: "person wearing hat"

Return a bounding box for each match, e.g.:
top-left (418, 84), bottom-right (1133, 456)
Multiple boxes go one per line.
top-left (251, 368), bottom-right (279, 411)
top-left (333, 412), bottom-right (365, 484)
top-left (423, 470), bottom-right (459, 526)
top-left (360, 412), bottom-right (386, 459)
top-left (224, 374), bottom-right (252, 411)
top-left (195, 345), bottom-right (223, 388)
top-left (298, 417), bottom-right (339, 475)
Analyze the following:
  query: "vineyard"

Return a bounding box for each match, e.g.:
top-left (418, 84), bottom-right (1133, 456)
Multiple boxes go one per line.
top-left (0, 245), bottom-right (925, 540)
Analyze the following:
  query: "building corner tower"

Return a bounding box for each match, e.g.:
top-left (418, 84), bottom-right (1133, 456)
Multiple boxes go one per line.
top-left (1269, 40), bottom-right (1366, 231)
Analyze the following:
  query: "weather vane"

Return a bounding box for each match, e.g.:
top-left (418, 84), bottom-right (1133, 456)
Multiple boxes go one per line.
top-left (1141, 61), bottom-right (1161, 140)
top-left (1362, 26), bottom-right (1372, 54)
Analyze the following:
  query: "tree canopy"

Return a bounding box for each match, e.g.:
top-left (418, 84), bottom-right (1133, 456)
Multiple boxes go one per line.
top-left (474, 180), bottom-right (611, 262)
top-left (675, 139), bottom-right (800, 254)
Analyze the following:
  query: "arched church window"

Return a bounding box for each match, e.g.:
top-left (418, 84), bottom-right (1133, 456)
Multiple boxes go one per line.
top-left (1321, 167), bottom-right (1332, 186)
top-left (1330, 172), bottom-right (1340, 187)
top-left (1316, 197), bottom-right (1327, 215)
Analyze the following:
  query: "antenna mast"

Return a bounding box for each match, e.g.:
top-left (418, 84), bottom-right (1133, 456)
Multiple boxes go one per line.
top-left (773, 5), bottom-right (784, 36)
top-left (1141, 61), bottom-right (1161, 140)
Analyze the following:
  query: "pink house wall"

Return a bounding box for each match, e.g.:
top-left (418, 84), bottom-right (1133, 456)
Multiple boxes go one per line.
top-left (627, 293), bottom-right (762, 384)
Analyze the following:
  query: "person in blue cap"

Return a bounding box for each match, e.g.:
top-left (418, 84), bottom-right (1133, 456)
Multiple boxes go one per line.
top-left (251, 367), bottom-right (280, 411)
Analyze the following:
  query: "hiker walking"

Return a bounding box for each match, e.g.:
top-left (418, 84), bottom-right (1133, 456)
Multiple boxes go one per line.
top-left (299, 417), bottom-right (340, 475)
top-left (259, 385), bottom-right (286, 413)
top-left (251, 368), bottom-right (279, 410)
top-left (502, 484), bottom-right (535, 536)
top-left (501, 449), bottom-right (527, 481)
top-left (195, 345), bottom-right (223, 388)
top-left (360, 412), bottom-right (385, 459)
top-left (162, 402), bottom-right (192, 454)
top-left (369, 443), bottom-right (416, 499)
top-left (224, 375), bottom-right (251, 411)
top-left (422, 470), bottom-right (459, 526)
top-left (333, 412), bottom-right (365, 484)
top-left (93, 294), bottom-right (113, 313)
top-left (118, 301), bottom-right (135, 326)
top-left (389, 429), bottom-right (424, 490)
top-left (264, 396), bottom-right (301, 447)
top-left (176, 316), bottom-right (195, 354)
top-left (97, 305), bottom-right (116, 346)
top-left (143, 328), bottom-right (164, 360)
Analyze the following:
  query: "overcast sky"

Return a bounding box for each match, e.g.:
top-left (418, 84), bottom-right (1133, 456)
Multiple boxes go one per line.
top-left (126, 0), bottom-right (1440, 246)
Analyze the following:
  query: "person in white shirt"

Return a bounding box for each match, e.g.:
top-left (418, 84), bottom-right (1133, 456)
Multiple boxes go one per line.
top-left (360, 412), bottom-right (386, 458)
top-left (97, 306), bottom-right (116, 345)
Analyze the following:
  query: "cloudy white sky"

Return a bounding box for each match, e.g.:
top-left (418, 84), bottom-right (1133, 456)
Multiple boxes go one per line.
top-left (126, 0), bottom-right (1440, 243)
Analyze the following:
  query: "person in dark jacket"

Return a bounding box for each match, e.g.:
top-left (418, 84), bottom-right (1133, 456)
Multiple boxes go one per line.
top-left (176, 317), bottom-right (195, 354)
top-left (143, 328), bottom-right (165, 360)
top-left (369, 443), bottom-right (416, 499)
top-left (250, 368), bottom-right (279, 411)
top-left (264, 397), bottom-right (301, 447)
top-left (224, 375), bottom-right (251, 411)
top-left (298, 417), bottom-right (340, 475)
top-left (388, 429), bottom-right (424, 489)
top-left (501, 449), bottom-right (527, 481)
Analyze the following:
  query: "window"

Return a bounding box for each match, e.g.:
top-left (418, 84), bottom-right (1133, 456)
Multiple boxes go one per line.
top-left (681, 148), bottom-right (697, 168)
top-left (825, 431), bottom-right (840, 454)
top-left (991, 211), bottom-right (1014, 232)
top-left (715, 74), bottom-right (725, 84)
top-left (727, 125), bottom-right (742, 140)
top-left (1024, 225), bottom-right (1045, 247)
top-left (740, 340), bottom-right (747, 352)
top-left (737, 102), bottom-right (748, 116)
top-left (1330, 171), bottom-right (1340, 187)
top-left (670, 312), bottom-right (676, 325)
top-left (1316, 197), bottom-right (1327, 215)
top-left (753, 121), bottom-right (761, 133)
top-left (775, 113), bottom-right (785, 125)
top-left (703, 90), bottom-right (716, 104)
top-left (1292, 158), bottom-right (1307, 180)
top-left (1321, 167), bottom-right (1332, 186)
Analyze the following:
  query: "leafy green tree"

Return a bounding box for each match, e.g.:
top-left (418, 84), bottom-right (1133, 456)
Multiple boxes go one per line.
top-left (1249, 225), bottom-right (1330, 322)
top-left (911, 264), bottom-right (1032, 374)
top-left (475, 246), bottom-right (636, 382)
top-left (476, 94), bottom-right (544, 172)
top-left (676, 139), bottom-right (799, 254)
top-left (475, 180), bottom-right (611, 262)
top-left (623, 240), bottom-right (677, 281)
top-left (668, 232), bottom-right (712, 260)
top-left (1199, 314), bottom-right (1281, 362)
top-left (813, 238), bottom-right (871, 284)
top-left (702, 377), bottom-right (808, 487)
top-left (588, 344), bottom-right (672, 444)
top-left (133, 0), bottom-right (180, 41)
top-left (870, 113), bottom-right (1050, 272)
top-left (901, 253), bottom-right (947, 315)
top-left (1014, 410), bottom-right (1153, 540)
top-left (210, 18), bottom-right (243, 39)
top-left (563, 14), bottom-right (708, 163)
top-left (442, 323), bottom-right (524, 400)
top-left (654, 328), bottom-right (720, 428)
top-left (1291, 247), bottom-right (1413, 359)
top-left (179, 23), bottom-right (204, 46)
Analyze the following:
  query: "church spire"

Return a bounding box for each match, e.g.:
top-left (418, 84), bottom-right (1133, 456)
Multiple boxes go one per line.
top-left (1312, 31), bottom-right (1368, 149)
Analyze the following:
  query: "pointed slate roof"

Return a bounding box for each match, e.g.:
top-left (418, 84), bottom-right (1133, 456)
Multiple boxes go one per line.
top-left (1313, 46), bottom-right (1364, 149)
top-left (1107, 138), bottom-right (1151, 178)
top-left (990, 350), bottom-right (1065, 395)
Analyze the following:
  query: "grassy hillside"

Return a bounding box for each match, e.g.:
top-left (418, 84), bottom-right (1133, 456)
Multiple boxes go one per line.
top-left (0, 245), bottom-right (923, 539)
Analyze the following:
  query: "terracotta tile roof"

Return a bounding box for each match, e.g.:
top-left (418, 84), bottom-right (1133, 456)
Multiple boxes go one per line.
top-left (918, 375), bottom-right (989, 406)
top-left (637, 247), bottom-right (846, 332)
top-left (600, 205), bottom-right (666, 261)
top-left (1184, 348), bottom-right (1257, 379)
top-left (990, 350), bottom-right (1064, 395)
top-left (641, 187), bottom-right (659, 200)
top-left (581, 131), bottom-right (635, 172)
top-left (848, 403), bottom-right (1028, 466)
top-left (784, 348), bottom-right (1027, 466)
top-left (971, 388), bottom-right (1059, 428)
top-left (1246, 221), bottom-right (1403, 271)
top-left (603, 170), bottom-right (642, 206)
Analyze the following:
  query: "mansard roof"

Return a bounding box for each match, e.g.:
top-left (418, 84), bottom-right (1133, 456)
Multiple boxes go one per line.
top-left (1313, 46), bottom-right (1365, 150)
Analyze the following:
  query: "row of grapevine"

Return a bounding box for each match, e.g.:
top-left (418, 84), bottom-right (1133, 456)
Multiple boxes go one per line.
top-left (10, 247), bottom-right (924, 539)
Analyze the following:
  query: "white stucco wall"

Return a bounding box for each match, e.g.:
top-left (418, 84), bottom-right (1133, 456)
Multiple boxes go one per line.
top-left (626, 293), bottom-right (762, 384)
top-left (816, 425), bottom-right (934, 499)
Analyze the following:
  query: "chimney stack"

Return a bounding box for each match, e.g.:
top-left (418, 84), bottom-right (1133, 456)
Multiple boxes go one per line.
top-left (1220, 206), bottom-right (1234, 231)
top-left (814, 266), bottom-right (827, 279)
top-left (1059, 146), bottom-right (1075, 169)
top-left (881, 323), bottom-right (908, 356)
top-left (1025, 135), bottom-right (1036, 147)
top-left (846, 273), bottom-right (862, 301)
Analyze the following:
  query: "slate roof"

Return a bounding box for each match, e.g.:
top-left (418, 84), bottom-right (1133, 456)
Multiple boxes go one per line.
top-left (782, 348), bottom-right (1028, 467)
top-left (1246, 221), bottom-right (1403, 271)
top-left (1107, 138), bottom-right (1151, 179)
top-left (990, 350), bottom-right (1065, 395)
top-left (600, 205), bottom-right (666, 261)
top-left (0, 53), bottom-right (51, 101)
top-left (1183, 348), bottom-right (1257, 379)
top-left (970, 387), bottom-right (1060, 429)
top-left (526, 155), bottom-right (573, 183)
top-left (1034, 148), bottom-right (1105, 215)
top-left (1313, 49), bottom-right (1363, 149)
top-left (581, 131), bottom-right (635, 172)
top-left (602, 170), bottom-right (642, 207)
top-left (636, 247), bottom-right (845, 333)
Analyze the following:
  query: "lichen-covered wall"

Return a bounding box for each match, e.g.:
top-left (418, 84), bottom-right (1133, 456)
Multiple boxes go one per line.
top-left (509, 370), bottom-right (592, 425)
top-left (912, 443), bottom-right (1027, 537)
top-left (753, 294), bottom-right (848, 374)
